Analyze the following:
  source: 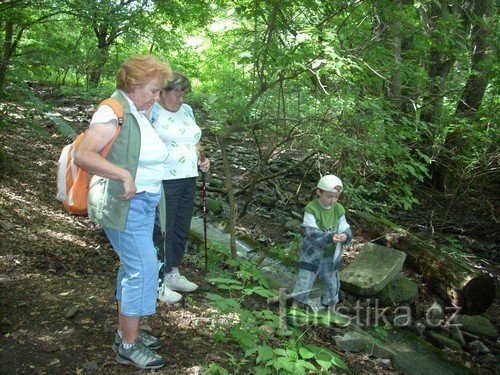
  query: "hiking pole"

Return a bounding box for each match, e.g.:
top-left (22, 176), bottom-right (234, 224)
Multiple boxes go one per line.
top-left (200, 153), bottom-right (208, 272)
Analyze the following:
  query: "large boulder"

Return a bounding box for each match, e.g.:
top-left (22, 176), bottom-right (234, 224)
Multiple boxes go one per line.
top-left (340, 243), bottom-right (406, 296)
top-left (457, 315), bottom-right (497, 339)
top-left (377, 274), bottom-right (419, 306)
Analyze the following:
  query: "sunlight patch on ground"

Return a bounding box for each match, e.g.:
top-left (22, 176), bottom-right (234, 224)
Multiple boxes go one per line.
top-left (161, 306), bottom-right (241, 334)
top-left (37, 227), bottom-right (89, 247)
top-left (206, 307), bottom-right (241, 326)
top-left (0, 102), bottom-right (29, 120)
top-left (0, 187), bottom-right (32, 205)
top-left (164, 308), bottom-right (213, 329)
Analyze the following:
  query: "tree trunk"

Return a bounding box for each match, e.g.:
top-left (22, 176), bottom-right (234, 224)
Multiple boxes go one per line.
top-left (420, 0), bottom-right (456, 124)
top-left (89, 25), bottom-right (110, 86)
top-left (355, 211), bottom-right (496, 314)
top-left (0, 20), bottom-right (15, 96)
top-left (455, 0), bottom-right (493, 117)
top-left (89, 45), bottom-right (108, 86)
top-left (219, 138), bottom-right (238, 259)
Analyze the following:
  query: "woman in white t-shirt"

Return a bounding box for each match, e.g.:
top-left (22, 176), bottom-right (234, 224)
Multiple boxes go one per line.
top-left (150, 72), bottom-right (210, 303)
top-left (75, 55), bottom-right (171, 370)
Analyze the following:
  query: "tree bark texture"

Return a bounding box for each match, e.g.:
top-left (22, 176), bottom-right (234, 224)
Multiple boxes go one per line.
top-left (455, 0), bottom-right (494, 117)
top-left (0, 20), bottom-right (16, 96)
top-left (219, 138), bottom-right (238, 259)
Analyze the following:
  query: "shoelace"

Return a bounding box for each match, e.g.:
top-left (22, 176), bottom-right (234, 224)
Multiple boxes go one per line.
top-left (131, 342), bottom-right (159, 361)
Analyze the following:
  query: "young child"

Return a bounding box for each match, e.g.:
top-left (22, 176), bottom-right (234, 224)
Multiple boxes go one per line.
top-left (292, 174), bottom-right (352, 309)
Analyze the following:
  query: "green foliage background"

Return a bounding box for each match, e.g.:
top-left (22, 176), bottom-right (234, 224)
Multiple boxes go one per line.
top-left (1, 0), bottom-right (498, 214)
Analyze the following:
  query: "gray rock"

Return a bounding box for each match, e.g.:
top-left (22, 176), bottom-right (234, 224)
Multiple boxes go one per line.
top-left (375, 358), bottom-right (393, 370)
top-left (377, 274), bottom-right (419, 306)
top-left (64, 306), bottom-right (79, 319)
top-left (426, 331), bottom-right (462, 350)
top-left (334, 331), bottom-right (371, 352)
top-left (457, 314), bottom-right (497, 339)
top-left (447, 325), bottom-right (466, 347)
top-left (0, 220), bottom-right (13, 230)
top-left (334, 330), bottom-right (393, 359)
top-left (82, 361), bottom-right (99, 372)
top-left (469, 340), bottom-right (490, 355)
top-left (340, 243), bottom-right (406, 296)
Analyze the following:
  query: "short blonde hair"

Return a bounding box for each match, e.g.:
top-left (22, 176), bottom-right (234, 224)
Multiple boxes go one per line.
top-left (116, 55), bottom-right (172, 93)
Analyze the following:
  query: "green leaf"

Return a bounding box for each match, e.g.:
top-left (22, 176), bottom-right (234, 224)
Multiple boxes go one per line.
top-left (231, 327), bottom-right (256, 349)
top-left (208, 277), bottom-right (242, 285)
top-left (316, 359), bottom-right (332, 370)
top-left (273, 348), bottom-right (287, 357)
top-left (254, 366), bottom-right (273, 375)
top-left (206, 293), bottom-right (224, 301)
top-left (256, 345), bottom-right (275, 363)
top-left (218, 284), bottom-right (244, 290)
top-left (243, 286), bottom-right (277, 298)
top-left (292, 363), bottom-right (306, 375)
top-left (299, 347), bottom-right (315, 359)
top-left (296, 359), bottom-right (317, 371)
top-left (245, 347), bottom-right (258, 357)
top-left (286, 348), bottom-right (298, 360)
top-left (273, 357), bottom-right (294, 372)
top-left (332, 355), bottom-right (348, 369)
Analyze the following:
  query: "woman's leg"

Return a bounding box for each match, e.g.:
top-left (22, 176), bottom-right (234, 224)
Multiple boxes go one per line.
top-left (162, 178), bottom-right (196, 272)
top-left (105, 192), bottom-right (161, 343)
top-left (170, 178), bottom-right (196, 268)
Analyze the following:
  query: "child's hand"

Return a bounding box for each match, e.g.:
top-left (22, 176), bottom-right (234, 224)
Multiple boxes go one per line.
top-left (333, 233), bottom-right (347, 243)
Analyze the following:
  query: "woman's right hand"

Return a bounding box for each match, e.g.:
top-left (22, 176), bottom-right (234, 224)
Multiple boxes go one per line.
top-left (120, 171), bottom-right (137, 201)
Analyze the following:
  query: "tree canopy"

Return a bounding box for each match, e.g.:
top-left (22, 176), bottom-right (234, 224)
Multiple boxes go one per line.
top-left (1, 0), bottom-right (498, 215)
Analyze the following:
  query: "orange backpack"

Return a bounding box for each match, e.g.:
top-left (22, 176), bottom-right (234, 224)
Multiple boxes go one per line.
top-left (56, 98), bottom-right (124, 215)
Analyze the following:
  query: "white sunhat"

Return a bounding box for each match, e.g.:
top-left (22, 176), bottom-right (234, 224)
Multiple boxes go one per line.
top-left (315, 175), bottom-right (343, 194)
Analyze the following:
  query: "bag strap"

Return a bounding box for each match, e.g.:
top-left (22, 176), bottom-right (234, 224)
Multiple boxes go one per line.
top-left (97, 98), bottom-right (124, 158)
top-left (99, 98), bottom-right (124, 126)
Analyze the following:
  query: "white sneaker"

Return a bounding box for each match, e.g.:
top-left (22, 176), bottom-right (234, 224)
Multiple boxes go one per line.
top-left (158, 284), bottom-right (182, 304)
top-left (164, 274), bottom-right (198, 292)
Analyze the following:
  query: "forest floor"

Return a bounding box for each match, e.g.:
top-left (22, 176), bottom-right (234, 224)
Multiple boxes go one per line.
top-left (0, 86), bottom-right (498, 374)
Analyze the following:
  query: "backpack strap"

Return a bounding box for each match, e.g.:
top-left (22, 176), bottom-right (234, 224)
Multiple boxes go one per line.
top-left (96, 98), bottom-right (124, 158)
top-left (99, 98), bottom-right (124, 126)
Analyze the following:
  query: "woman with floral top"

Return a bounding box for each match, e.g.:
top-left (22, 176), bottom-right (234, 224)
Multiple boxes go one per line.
top-left (150, 71), bottom-right (210, 303)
